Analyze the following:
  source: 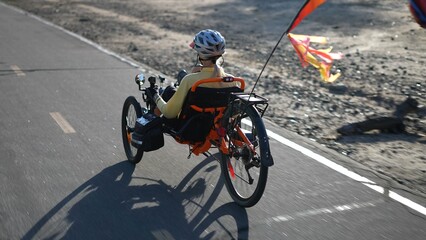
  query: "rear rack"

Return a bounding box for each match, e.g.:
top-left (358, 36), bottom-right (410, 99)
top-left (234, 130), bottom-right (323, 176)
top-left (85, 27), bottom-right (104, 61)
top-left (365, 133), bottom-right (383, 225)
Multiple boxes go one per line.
top-left (230, 93), bottom-right (269, 117)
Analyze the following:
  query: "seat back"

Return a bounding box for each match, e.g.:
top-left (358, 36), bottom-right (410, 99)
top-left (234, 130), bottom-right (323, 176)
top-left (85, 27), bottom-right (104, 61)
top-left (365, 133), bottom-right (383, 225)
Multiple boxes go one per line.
top-left (176, 76), bottom-right (245, 143)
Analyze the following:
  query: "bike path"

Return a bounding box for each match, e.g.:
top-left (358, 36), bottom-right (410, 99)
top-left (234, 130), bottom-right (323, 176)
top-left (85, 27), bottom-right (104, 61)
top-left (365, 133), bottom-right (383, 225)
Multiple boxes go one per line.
top-left (0, 2), bottom-right (425, 239)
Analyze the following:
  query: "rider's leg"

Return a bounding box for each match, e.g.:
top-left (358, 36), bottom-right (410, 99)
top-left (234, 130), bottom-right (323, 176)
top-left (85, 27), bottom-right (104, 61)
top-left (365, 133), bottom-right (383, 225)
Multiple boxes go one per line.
top-left (161, 85), bottom-right (177, 102)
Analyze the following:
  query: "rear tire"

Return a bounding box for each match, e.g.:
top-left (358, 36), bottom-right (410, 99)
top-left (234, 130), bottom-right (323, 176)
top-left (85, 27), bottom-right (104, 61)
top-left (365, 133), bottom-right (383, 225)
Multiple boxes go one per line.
top-left (220, 105), bottom-right (268, 207)
top-left (121, 96), bottom-right (144, 164)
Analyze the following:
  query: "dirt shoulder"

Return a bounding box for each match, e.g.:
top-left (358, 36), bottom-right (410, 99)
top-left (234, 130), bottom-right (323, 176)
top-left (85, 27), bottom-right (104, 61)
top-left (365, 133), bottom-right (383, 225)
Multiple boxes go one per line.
top-left (4, 0), bottom-right (426, 196)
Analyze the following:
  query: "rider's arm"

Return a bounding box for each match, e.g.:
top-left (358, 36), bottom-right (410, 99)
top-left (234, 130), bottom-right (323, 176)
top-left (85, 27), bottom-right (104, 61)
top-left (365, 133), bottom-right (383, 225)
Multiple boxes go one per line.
top-left (155, 76), bottom-right (193, 119)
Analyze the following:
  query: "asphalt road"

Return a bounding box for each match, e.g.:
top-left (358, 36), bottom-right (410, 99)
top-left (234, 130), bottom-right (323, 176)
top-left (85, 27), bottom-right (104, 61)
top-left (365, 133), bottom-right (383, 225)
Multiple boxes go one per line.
top-left (1, 2), bottom-right (425, 239)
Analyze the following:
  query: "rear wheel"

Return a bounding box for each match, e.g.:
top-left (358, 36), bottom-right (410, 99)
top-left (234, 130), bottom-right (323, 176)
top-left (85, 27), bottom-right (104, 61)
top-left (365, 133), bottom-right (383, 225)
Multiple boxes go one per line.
top-left (220, 104), bottom-right (268, 207)
top-left (121, 96), bottom-right (144, 164)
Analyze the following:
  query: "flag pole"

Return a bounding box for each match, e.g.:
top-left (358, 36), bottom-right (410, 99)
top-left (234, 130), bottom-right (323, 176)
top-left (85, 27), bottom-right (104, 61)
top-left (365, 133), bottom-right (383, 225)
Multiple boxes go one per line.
top-left (249, 0), bottom-right (312, 95)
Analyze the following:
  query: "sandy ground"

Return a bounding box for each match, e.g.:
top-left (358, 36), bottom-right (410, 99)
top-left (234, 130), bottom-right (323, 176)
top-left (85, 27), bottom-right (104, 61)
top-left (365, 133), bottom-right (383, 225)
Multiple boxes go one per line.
top-left (3, 0), bottom-right (425, 196)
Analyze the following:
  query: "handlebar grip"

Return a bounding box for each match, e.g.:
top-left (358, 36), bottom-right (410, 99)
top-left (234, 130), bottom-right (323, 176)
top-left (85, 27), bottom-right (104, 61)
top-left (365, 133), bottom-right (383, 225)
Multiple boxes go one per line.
top-left (148, 76), bottom-right (156, 87)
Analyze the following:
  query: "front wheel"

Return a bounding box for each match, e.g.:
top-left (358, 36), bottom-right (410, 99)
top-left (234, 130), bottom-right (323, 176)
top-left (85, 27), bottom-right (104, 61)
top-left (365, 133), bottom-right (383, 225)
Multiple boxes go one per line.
top-left (220, 104), bottom-right (269, 208)
top-left (121, 96), bottom-right (144, 164)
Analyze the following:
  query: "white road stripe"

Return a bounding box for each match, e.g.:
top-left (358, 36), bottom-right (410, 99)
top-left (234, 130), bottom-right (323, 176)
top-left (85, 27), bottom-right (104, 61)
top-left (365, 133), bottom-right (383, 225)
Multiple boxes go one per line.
top-left (50, 112), bottom-right (76, 133)
top-left (241, 118), bottom-right (426, 216)
top-left (2, 3), bottom-right (140, 69)
top-left (265, 128), bottom-right (426, 216)
top-left (268, 200), bottom-right (382, 223)
top-left (10, 65), bottom-right (25, 76)
top-left (6, 0), bottom-right (422, 216)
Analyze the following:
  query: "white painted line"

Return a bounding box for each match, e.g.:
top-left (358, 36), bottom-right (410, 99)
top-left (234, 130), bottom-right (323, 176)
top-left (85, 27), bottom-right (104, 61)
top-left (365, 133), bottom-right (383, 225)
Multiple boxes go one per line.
top-left (268, 200), bottom-right (381, 223)
top-left (1, 2), bottom-right (140, 69)
top-left (50, 112), bottom-right (76, 134)
top-left (241, 118), bottom-right (426, 215)
top-left (10, 65), bottom-right (25, 76)
top-left (5, 0), bottom-right (422, 216)
top-left (265, 128), bottom-right (426, 216)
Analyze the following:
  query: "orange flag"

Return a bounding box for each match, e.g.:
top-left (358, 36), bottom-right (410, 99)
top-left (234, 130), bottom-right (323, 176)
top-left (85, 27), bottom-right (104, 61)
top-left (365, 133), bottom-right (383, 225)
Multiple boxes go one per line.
top-left (288, 0), bottom-right (326, 32)
top-left (288, 33), bottom-right (342, 82)
top-left (286, 0), bottom-right (342, 82)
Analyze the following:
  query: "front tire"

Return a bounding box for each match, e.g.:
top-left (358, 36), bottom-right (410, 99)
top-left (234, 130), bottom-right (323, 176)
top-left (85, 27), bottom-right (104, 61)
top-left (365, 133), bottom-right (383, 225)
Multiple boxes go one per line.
top-left (121, 96), bottom-right (144, 164)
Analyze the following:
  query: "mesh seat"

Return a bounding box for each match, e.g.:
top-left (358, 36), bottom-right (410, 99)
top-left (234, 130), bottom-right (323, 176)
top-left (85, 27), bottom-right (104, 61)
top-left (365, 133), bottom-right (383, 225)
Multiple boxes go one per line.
top-left (174, 76), bottom-right (245, 143)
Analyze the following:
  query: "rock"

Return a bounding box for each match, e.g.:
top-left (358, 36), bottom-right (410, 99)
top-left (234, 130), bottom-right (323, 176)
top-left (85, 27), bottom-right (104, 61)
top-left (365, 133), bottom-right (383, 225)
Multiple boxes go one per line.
top-left (328, 83), bottom-right (348, 94)
top-left (79, 17), bottom-right (91, 22)
top-left (393, 97), bottom-right (419, 118)
top-left (127, 42), bottom-right (138, 52)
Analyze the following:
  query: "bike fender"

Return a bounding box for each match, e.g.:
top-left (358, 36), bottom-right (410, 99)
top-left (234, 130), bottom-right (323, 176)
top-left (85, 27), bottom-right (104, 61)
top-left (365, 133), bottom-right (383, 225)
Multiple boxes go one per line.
top-left (261, 136), bottom-right (274, 167)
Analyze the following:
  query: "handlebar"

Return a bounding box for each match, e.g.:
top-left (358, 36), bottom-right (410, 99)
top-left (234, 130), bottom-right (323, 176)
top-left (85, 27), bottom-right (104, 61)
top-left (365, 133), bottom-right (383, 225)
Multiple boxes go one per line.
top-left (135, 74), bottom-right (164, 112)
top-left (134, 70), bottom-right (187, 112)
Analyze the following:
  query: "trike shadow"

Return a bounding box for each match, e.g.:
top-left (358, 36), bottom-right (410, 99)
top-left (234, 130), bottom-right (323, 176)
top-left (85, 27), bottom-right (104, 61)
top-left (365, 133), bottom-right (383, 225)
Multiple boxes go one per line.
top-left (23, 156), bottom-right (249, 239)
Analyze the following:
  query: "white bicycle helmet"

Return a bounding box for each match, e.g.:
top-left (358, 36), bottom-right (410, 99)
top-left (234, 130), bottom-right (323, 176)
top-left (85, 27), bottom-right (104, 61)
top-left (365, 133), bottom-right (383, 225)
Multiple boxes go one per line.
top-left (190, 29), bottom-right (226, 59)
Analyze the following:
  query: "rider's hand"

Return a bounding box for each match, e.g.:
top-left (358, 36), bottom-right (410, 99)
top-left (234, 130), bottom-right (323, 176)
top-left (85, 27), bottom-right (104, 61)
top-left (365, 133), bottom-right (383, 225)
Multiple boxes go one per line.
top-left (146, 85), bottom-right (159, 103)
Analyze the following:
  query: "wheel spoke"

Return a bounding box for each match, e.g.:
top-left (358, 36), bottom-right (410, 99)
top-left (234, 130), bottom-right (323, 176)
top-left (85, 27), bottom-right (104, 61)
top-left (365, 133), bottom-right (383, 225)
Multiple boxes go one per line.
top-left (121, 96), bottom-right (144, 164)
top-left (220, 104), bottom-right (268, 207)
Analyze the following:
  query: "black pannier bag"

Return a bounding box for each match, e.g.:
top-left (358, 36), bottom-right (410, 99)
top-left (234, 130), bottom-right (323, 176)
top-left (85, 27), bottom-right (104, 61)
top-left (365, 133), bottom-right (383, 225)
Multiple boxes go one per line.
top-left (131, 113), bottom-right (164, 151)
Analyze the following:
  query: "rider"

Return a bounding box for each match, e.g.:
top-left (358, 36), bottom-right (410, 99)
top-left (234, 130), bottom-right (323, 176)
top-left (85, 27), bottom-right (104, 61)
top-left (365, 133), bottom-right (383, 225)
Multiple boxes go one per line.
top-left (147, 29), bottom-right (242, 119)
